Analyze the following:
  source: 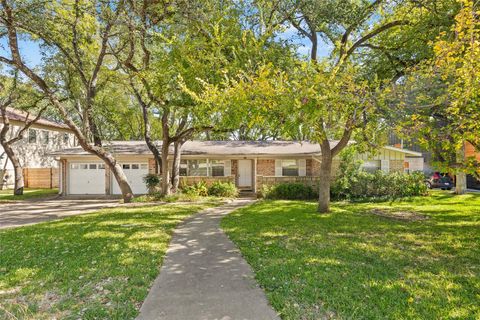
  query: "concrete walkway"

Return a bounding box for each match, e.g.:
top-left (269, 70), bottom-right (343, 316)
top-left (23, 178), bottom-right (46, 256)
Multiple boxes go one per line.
top-left (137, 199), bottom-right (279, 320)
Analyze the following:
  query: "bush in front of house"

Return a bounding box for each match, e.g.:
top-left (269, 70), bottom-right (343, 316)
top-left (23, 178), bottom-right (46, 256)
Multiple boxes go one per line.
top-left (207, 181), bottom-right (238, 198)
top-left (259, 183), bottom-right (318, 200)
top-left (331, 170), bottom-right (428, 200)
top-left (143, 174), bottom-right (160, 194)
top-left (181, 181), bottom-right (209, 197)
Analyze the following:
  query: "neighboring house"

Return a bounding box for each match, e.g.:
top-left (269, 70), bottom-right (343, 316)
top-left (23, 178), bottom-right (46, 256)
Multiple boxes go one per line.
top-left (51, 140), bottom-right (422, 196)
top-left (465, 142), bottom-right (480, 190)
top-left (0, 108), bottom-right (76, 188)
top-left (388, 133), bottom-right (429, 173)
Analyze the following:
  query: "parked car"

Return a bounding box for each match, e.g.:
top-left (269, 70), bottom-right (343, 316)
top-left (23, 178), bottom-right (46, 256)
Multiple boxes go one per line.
top-left (425, 173), bottom-right (454, 190)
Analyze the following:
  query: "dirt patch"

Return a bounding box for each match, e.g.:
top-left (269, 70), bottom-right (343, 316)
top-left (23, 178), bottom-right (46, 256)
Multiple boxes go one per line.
top-left (370, 208), bottom-right (428, 221)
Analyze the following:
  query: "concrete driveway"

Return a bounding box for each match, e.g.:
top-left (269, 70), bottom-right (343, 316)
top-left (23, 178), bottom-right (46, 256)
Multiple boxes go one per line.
top-left (0, 198), bottom-right (122, 229)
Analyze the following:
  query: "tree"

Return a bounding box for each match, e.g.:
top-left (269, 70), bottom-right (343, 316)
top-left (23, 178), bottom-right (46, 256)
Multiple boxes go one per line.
top-left (0, 75), bottom-right (46, 195)
top-left (391, 0), bottom-right (479, 194)
top-left (118, 0), bottom-right (290, 195)
top-left (0, 0), bottom-right (134, 202)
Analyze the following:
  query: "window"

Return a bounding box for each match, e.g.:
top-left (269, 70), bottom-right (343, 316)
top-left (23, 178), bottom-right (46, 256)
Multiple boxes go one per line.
top-left (140, 163), bottom-right (148, 170)
top-left (28, 129), bottom-right (37, 143)
top-left (179, 160), bottom-right (188, 176)
top-left (79, 164), bottom-right (88, 169)
top-left (98, 164), bottom-right (105, 169)
top-left (63, 133), bottom-right (69, 144)
top-left (89, 164), bottom-right (97, 169)
top-left (122, 164), bottom-right (130, 169)
top-left (71, 164), bottom-right (79, 169)
top-left (282, 160), bottom-right (299, 176)
top-left (188, 160), bottom-right (208, 176)
top-left (42, 131), bottom-right (49, 143)
top-left (362, 160), bottom-right (381, 173)
top-left (210, 160), bottom-right (225, 177)
top-left (132, 164), bottom-right (139, 170)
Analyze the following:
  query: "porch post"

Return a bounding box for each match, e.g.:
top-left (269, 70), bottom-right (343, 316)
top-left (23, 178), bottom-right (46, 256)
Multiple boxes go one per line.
top-left (253, 158), bottom-right (257, 193)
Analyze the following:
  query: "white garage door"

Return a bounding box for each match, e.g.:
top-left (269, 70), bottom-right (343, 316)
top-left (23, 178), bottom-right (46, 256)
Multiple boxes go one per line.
top-left (112, 163), bottom-right (149, 195)
top-left (69, 162), bottom-right (105, 194)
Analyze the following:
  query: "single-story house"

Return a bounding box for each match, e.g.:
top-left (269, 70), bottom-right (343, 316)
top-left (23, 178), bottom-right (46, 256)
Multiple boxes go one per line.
top-left (51, 140), bottom-right (422, 196)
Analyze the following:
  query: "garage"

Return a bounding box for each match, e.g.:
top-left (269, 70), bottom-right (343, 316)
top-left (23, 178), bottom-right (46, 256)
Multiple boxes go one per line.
top-left (68, 162), bottom-right (105, 194)
top-left (112, 163), bottom-right (149, 195)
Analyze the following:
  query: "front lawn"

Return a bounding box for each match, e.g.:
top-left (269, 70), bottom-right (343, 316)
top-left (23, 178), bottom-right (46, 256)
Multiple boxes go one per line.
top-left (222, 192), bottom-right (480, 319)
top-left (0, 202), bottom-right (218, 319)
top-left (0, 188), bottom-right (58, 202)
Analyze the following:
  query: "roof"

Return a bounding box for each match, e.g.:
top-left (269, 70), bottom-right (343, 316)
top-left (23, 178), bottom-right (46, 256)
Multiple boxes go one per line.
top-left (51, 140), bottom-right (423, 157)
top-left (1, 107), bottom-right (70, 130)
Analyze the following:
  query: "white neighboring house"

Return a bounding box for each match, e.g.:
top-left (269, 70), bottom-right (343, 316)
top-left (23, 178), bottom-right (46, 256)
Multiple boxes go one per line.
top-left (0, 108), bottom-right (76, 188)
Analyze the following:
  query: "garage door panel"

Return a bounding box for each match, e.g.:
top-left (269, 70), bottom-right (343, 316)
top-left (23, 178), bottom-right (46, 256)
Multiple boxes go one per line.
top-left (112, 163), bottom-right (148, 195)
top-left (69, 162), bottom-right (105, 194)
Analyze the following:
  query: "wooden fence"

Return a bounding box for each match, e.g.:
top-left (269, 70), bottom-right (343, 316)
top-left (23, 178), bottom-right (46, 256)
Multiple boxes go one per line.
top-left (23, 168), bottom-right (59, 189)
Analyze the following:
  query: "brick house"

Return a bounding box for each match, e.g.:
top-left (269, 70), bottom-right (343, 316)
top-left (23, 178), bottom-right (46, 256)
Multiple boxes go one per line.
top-left (51, 140), bottom-right (421, 196)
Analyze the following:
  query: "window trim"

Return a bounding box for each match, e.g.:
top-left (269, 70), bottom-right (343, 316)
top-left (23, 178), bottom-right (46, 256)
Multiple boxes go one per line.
top-left (281, 159), bottom-right (299, 177)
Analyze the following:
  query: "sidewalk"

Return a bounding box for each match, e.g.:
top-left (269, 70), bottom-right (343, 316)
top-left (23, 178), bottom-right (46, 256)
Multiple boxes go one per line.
top-left (137, 199), bottom-right (279, 320)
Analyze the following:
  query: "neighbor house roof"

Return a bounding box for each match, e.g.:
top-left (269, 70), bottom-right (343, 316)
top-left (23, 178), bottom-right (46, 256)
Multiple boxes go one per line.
top-left (1, 107), bottom-right (70, 130)
top-left (50, 140), bottom-right (423, 157)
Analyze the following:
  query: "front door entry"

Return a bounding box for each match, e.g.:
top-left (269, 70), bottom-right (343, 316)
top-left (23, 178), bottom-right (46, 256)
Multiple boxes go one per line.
top-left (238, 160), bottom-right (252, 187)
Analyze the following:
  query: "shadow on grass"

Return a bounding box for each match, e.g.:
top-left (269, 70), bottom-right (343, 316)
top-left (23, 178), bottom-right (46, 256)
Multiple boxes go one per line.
top-left (0, 203), bottom-right (214, 320)
top-left (222, 197), bottom-right (480, 320)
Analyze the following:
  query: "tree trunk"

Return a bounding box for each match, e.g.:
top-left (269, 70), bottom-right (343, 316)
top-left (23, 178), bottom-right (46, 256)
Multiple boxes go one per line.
top-left (2, 143), bottom-right (24, 195)
top-left (171, 140), bottom-right (184, 193)
top-left (455, 173), bottom-right (467, 195)
top-left (318, 152), bottom-right (333, 213)
top-left (455, 145), bottom-right (467, 195)
top-left (160, 140), bottom-right (170, 196)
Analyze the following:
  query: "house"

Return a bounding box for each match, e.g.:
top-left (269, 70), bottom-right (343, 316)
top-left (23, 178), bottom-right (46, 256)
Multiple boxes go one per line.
top-left (465, 142), bottom-right (480, 190)
top-left (51, 140), bottom-right (422, 196)
top-left (0, 108), bottom-right (77, 188)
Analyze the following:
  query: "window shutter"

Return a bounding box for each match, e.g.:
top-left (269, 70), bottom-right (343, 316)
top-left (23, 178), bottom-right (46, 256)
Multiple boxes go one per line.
top-left (298, 159), bottom-right (306, 176)
top-left (275, 159), bottom-right (282, 176)
top-left (224, 160), bottom-right (231, 176)
top-left (381, 160), bottom-right (390, 172)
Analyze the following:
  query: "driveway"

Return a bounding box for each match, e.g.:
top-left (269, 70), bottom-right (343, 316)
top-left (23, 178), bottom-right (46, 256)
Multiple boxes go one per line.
top-left (0, 198), bottom-right (122, 229)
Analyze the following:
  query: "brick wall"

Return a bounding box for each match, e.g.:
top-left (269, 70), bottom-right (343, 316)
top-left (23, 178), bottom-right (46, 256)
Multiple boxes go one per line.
top-left (257, 159), bottom-right (275, 176)
top-left (148, 158), bottom-right (157, 174)
top-left (390, 160), bottom-right (405, 173)
top-left (466, 142), bottom-right (480, 161)
top-left (310, 158), bottom-right (341, 178)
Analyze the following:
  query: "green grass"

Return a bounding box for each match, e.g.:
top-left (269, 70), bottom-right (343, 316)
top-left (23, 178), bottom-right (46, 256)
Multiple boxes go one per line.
top-left (0, 188), bottom-right (58, 202)
top-left (222, 191), bottom-right (480, 320)
top-left (0, 202), bottom-right (218, 319)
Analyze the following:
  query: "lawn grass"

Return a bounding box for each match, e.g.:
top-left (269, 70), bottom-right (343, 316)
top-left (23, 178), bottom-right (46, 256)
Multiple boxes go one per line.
top-left (222, 191), bottom-right (480, 319)
top-left (0, 188), bottom-right (58, 202)
top-left (0, 202), bottom-right (218, 319)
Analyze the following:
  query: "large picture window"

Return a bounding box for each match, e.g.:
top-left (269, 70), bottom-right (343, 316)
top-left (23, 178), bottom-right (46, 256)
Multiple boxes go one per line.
top-left (188, 160), bottom-right (208, 176)
top-left (210, 160), bottom-right (225, 177)
top-left (282, 160), bottom-right (299, 176)
top-left (179, 160), bottom-right (188, 176)
top-left (362, 160), bottom-right (381, 173)
top-left (28, 129), bottom-right (37, 143)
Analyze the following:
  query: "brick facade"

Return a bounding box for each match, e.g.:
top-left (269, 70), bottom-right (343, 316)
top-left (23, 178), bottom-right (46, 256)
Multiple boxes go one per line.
top-left (390, 160), bottom-right (404, 173)
top-left (148, 158), bottom-right (157, 174)
top-left (257, 159), bottom-right (275, 176)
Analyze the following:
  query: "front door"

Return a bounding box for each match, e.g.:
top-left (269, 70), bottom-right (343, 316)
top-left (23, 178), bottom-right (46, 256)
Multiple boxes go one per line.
top-left (238, 160), bottom-right (252, 187)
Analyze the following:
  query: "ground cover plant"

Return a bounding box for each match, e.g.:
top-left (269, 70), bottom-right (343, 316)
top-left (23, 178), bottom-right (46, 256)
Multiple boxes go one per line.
top-left (0, 202), bottom-right (218, 319)
top-left (222, 191), bottom-right (480, 319)
top-left (0, 188), bottom-right (58, 202)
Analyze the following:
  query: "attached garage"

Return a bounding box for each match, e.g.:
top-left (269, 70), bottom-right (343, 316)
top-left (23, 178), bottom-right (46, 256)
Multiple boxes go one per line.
top-left (68, 162), bottom-right (105, 194)
top-left (112, 163), bottom-right (149, 195)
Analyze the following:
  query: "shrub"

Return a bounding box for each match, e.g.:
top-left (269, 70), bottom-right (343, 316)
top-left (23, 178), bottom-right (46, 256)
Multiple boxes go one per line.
top-left (332, 170), bottom-right (428, 200)
top-left (181, 181), bottom-right (208, 197)
top-left (207, 181), bottom-right (238, 198)
top-left (260, 183), bottom-right (318, 200)
top-left (143, 174), bottom-right (160, 194)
